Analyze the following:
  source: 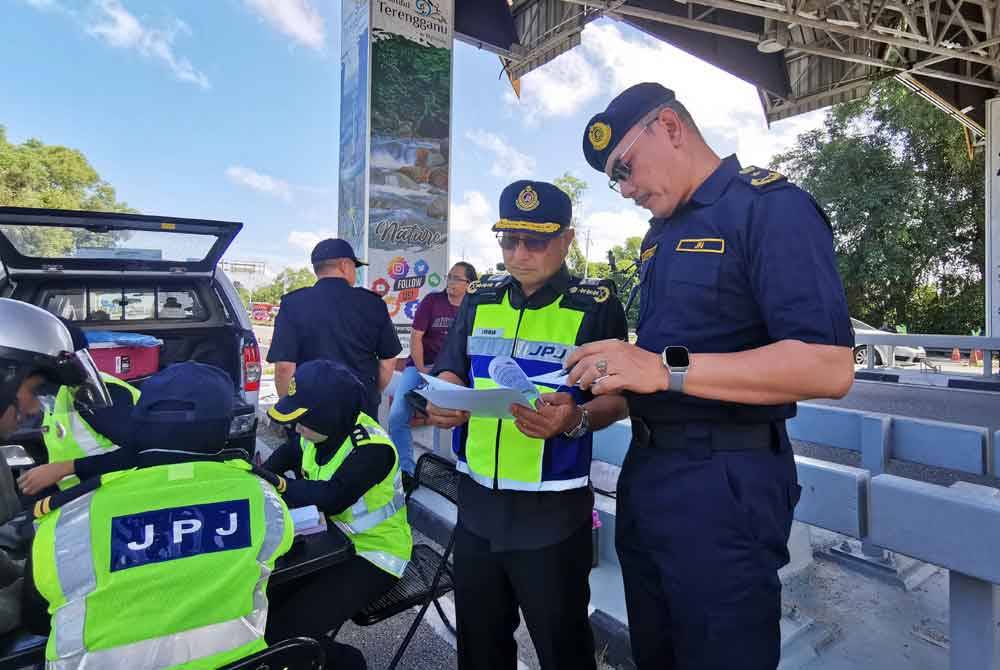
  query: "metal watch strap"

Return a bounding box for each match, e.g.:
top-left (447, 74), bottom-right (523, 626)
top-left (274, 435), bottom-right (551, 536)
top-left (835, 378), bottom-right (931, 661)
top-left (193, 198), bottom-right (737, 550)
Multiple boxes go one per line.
top-left (563, 406), bottom-right (590, 439)
top-left (668, 367), bottom-right (686, 393)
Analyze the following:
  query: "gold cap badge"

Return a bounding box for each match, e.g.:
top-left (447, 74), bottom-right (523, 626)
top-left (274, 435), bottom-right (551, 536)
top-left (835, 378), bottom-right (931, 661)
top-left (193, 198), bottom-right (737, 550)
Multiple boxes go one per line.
top-left (287, 377), bottom-right (297, 396)
top-left (588, 121), bottom-right (611, 151)
top-left (516, 185), bottom-right (540, 212)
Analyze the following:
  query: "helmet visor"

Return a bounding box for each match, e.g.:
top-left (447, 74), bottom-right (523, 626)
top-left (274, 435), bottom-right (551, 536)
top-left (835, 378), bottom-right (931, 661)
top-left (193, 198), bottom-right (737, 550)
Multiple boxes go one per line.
top-left (65, 350), bottom-right (112, 413)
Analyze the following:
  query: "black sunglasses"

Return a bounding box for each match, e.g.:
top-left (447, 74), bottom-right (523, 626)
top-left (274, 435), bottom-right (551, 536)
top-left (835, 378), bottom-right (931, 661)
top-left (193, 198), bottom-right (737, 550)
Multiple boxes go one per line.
top-left (497, 233), bottom-right (554, 252)
top-left (609, 120), bottom-right (656, 192)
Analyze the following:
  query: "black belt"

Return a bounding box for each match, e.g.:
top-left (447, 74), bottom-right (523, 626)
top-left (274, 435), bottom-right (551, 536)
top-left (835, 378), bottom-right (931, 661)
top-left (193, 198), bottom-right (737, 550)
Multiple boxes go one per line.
top-left (630, 418), bottom-right (776, 451)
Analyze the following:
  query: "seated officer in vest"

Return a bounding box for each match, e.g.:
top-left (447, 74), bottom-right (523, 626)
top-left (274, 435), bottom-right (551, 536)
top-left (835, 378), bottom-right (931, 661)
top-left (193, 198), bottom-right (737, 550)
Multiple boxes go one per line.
top-left (17, 322), bottom-right (140, 495)
top-left (424, 180), bottom-right (630, 670)
top-left (21, 361), bottom-right (295, 669)
top-left (262, 359), bottom-right (413, 653)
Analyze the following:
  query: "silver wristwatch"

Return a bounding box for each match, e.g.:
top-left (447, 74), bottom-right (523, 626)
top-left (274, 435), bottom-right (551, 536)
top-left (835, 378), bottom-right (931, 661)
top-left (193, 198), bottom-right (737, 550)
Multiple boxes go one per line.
top-left (563, 406), bottom-right (591, 439)
top-left (662, 346), bottom-right (691, 393)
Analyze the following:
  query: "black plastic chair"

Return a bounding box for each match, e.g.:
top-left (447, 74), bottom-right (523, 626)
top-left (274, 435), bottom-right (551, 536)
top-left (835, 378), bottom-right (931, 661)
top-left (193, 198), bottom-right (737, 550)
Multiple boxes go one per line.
top-left (217, 636), bottom-right (325, 670)
top-left (351, 453), bottom-right (458, 670)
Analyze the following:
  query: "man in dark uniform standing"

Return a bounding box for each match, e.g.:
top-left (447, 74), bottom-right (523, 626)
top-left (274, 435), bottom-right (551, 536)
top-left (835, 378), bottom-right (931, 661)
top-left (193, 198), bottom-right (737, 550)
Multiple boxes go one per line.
top-left (565, 83), bottom-right (855, 670)
top-left (268, 238), bottom-right (401, 417)
top-left (425, 180), bottom-right (629, 670)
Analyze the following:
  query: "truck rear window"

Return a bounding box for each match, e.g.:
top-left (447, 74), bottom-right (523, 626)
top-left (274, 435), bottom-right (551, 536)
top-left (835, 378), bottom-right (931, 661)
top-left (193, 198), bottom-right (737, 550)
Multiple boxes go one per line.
top-left (41, 287), bottom-right (205, 322)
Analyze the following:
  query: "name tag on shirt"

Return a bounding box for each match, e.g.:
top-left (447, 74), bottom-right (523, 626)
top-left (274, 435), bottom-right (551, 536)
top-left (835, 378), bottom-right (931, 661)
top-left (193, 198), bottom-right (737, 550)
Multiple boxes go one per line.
top-left (676, 238), bottom-right (725, 254)
top-left (110, 500), bottom-right (252, 572)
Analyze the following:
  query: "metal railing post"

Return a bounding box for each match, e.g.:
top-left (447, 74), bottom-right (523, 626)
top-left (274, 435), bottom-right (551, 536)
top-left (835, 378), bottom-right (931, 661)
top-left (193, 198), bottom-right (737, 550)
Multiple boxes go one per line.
top-left (950, 571), bottom-right (1000, 669)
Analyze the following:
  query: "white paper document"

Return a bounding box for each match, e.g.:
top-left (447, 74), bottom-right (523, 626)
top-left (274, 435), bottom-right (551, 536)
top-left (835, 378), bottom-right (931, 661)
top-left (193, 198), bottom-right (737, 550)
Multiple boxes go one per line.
top-left (290, 505), bottom-right (327, 536)
top-left (415, 358), bottom-right (543, 419)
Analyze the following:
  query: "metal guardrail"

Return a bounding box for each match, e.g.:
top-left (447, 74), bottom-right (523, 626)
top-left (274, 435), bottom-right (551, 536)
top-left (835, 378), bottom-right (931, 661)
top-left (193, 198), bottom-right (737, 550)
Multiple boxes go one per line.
top-left (854, 332), bottom-right (999, 378)
top-left (591, 405), bottom-right (1000, 668)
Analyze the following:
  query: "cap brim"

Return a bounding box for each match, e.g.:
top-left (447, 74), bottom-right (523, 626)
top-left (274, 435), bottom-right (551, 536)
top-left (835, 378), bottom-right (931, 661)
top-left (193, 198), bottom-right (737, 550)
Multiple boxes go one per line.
top-left (268, 396), bottom-right (309, 423)
top-left (354, 259), bottom-right (368, 267)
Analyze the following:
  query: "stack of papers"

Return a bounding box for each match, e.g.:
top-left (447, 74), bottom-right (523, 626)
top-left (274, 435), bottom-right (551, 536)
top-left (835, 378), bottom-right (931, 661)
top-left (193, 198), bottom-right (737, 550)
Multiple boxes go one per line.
top-left (414, 356), bottom-right (568, 419)
top-left (289, 505), bottom-right (327, 536)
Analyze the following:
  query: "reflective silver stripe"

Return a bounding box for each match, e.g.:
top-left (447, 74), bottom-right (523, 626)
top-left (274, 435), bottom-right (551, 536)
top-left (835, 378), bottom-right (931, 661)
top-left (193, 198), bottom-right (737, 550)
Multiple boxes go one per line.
top-left (512, 339), bottom-right (576, 365)
top-left (456, 462), bottom-right (589, 492)
top-left (350, 497), bottom-right (369, 518)
top-left (467, 336), bottom-right (513, 357)
top-left (52, 491), bottom-right (97, 659)
top-left (358, 550), bottom-right (407, 578)
top-left (69, 412), bottom-right (118, 457)
top-left (256, 480), bottom-right (287, 565)
top-left (49, 614), bottom-right (265, 670)
top-left (344, 492), bottom-right (405, 534)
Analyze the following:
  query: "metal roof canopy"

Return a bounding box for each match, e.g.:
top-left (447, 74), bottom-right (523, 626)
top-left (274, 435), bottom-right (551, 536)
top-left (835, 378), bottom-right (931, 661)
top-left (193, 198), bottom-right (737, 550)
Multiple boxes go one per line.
top-left (502, 0), bottom-right (1000, 137)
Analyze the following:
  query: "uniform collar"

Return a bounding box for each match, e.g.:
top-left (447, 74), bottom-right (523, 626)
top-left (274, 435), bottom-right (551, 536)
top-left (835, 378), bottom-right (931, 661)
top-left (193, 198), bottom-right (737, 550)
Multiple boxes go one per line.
top-left (688, 154), bottom-right (741, 207)
top-left (508, 265), bottom-right (571, 309)
top-left (316, 276), bottom-right (350, 288)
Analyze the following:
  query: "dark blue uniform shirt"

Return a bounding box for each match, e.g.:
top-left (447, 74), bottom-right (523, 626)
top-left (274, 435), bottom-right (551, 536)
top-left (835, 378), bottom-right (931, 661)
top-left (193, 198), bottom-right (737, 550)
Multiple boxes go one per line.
top-left (630, 155), bottom-right (853, 425)
top-left (267, 277), bottom-right (402, 416)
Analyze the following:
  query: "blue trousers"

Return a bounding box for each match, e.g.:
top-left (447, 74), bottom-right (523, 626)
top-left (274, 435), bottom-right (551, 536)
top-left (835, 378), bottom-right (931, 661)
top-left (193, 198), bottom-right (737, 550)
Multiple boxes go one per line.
top-left (615, 425), bottom-right (800, 670)
top-left (388, 366), bottom-right (424, 475)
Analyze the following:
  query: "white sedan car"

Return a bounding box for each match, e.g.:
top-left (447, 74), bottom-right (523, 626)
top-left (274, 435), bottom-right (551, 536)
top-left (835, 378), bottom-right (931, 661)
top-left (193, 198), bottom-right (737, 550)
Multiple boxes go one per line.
top-left (851, 318), bottom-right (927, 366)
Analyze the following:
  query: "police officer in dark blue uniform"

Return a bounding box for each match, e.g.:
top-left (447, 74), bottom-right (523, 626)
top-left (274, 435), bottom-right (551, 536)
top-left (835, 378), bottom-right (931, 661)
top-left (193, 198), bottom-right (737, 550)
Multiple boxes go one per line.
top-left (268, 239), bottom-right (402, 418)
top-left (565, 83), bottom-right (856, 670)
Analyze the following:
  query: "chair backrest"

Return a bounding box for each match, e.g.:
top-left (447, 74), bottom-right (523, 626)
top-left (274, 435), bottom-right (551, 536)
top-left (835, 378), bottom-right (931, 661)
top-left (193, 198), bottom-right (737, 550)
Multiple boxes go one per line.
top-left (412, 453), bottom-right (458, 504)
top-left (217, 637), bottom-right (324, 670)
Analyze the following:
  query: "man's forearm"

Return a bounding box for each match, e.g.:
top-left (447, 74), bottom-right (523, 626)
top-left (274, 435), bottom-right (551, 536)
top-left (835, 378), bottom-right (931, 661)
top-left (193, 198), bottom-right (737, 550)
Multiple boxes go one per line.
top-left (378, 359), bottom-right (395, 392)
top-left (583, 395), bottom-right (629, 431)
top-left (410, 332), bottom-right (426, 370)
top-left (275, 362), bottom-right (296, 398)
top-left (684, 340), bottom-right (854, 404)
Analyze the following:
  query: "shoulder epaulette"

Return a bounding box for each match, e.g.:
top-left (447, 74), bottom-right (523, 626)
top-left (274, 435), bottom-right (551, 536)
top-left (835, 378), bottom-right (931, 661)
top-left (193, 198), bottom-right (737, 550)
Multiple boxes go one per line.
top-left (562, 277), bottom-right (616, 312)
top-left (350, 422), bottom-right (390, 448)
top-left (466, 273), bottom-right (512, 304)
top-left (737, 165), bottom-right (788, 191)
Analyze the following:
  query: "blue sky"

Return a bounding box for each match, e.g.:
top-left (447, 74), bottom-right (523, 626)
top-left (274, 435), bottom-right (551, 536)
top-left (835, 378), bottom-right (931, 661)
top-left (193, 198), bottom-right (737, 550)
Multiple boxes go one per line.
top-left (2, 0), bottom-right (825, 276)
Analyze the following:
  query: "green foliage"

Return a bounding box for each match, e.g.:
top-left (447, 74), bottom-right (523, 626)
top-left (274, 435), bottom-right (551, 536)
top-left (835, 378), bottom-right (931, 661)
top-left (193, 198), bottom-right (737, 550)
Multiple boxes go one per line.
top-left (554, 173), bottom-right (590, 277)
top-left (255, 267), bottom-right (316, 305)
top-left (772, 80), bottom-right (984, 334)
top-left (0, 125), bottom-right (136, 255)
top-left (233, 282), bottom-right (252, 310)
top-left (371, 36), bottom-right (451, 138)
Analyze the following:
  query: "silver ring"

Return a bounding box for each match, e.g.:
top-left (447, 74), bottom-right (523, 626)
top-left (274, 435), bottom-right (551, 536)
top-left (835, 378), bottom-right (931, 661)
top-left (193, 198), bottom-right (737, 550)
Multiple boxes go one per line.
top-left (596, 359), bottom-right (608, 375)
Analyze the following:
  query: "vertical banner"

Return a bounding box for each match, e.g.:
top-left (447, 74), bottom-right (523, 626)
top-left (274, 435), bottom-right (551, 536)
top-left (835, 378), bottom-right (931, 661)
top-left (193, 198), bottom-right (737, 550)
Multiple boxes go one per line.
top-left (338, 0), bottom-right (371, 282)
top-left (367, 0), bottom-right (454, 353)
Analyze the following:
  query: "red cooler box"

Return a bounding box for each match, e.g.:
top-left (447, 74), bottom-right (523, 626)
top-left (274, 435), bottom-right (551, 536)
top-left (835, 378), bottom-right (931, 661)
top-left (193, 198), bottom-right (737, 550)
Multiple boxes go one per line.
top-left (88, 341), bottom-right (161, 381)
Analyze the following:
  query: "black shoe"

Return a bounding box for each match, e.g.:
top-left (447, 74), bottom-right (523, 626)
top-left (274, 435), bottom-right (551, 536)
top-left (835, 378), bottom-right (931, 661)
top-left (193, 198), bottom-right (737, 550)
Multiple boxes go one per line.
top-left (402, 471), bottom-right (416, 495)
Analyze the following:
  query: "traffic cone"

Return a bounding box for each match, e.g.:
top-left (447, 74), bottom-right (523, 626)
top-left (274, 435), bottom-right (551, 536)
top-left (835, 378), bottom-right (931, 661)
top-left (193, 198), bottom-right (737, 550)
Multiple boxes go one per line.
top-left (951, 347), bottom-right (961, 362)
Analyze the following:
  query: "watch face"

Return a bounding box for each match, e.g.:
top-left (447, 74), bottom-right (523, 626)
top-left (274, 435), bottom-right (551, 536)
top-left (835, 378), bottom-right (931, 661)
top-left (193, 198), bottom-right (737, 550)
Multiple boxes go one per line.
top-left (665, 346), bottom-right (690, 368)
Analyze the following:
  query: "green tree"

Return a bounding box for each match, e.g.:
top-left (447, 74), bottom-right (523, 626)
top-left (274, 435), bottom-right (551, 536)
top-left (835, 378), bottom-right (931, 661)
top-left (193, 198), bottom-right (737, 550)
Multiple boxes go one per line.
top-left (256, 268), bottom-right (316, 304)
top-left (0, 125), bottom-right (136, 255)
top-left (772, 80), bottom-right (984, 334)
top-left (553, 173), bottom-right (590, 277)
top-left (233, 281), bottom-right (252, 310)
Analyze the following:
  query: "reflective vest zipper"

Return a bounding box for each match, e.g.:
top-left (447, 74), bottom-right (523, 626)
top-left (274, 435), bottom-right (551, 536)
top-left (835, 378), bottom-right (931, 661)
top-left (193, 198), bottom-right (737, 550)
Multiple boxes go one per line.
top-left (493, 305), bottom-right (527, 490)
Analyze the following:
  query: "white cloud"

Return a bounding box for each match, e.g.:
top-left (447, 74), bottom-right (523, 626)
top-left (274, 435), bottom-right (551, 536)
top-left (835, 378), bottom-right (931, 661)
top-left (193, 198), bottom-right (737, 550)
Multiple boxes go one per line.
top-left (288, 228), bottom-right (336, 256)
top-left (505, 48), bottom-right (602, 124)
top-left (226, 166), bottom-right (294, 201)
top-left (465, 130), bottom-right (537, 178)
top-left (450, 191), bottom-right (502, 276)
top-left (578, 207), bottom-right (650, 263)
top-left (86, 0), bottom-right (209, 89)
top-left (242, 0), bottom-right (325, 52)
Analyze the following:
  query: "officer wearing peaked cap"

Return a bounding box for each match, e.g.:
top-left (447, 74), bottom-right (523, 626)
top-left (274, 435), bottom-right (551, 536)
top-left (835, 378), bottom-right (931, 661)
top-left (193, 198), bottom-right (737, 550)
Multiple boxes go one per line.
top-left (22, 362), bottom-right (295, 669)
top-left (426, 180), bottom-right (630, 670)
top-left (566, 82), bottom-right (855, 669)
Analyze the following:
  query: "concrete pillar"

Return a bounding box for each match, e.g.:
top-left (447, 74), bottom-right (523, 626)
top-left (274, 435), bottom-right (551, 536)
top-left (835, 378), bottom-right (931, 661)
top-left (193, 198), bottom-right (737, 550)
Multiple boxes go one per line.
top-left (338, 0), bottom-right (455, 353)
